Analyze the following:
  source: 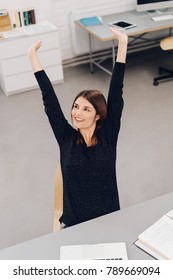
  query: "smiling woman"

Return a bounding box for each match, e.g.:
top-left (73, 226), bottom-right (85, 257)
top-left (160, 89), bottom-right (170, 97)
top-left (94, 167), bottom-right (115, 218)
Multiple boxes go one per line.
top-left (71, 91), bottom-right (107, 146)
top-left (72, 96), bottom-right (100, 131)
top-left (27, 27), bottom-right (128, 229)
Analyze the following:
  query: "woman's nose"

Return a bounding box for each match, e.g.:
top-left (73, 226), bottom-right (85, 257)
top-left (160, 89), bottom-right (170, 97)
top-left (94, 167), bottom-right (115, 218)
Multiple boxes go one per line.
top-left (75, 109), bottom-right (82, 116)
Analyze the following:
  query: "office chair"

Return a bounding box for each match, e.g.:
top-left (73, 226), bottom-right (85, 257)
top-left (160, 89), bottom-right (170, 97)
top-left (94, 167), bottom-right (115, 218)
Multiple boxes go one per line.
top-left (153, 36), bottom-right (173, 86)
top-left (53, 165), bottom-right (63, 232)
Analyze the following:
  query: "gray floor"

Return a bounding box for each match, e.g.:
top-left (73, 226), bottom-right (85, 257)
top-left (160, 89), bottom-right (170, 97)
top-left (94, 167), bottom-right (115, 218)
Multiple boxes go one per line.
top-left (0, 47), bottom-right (173, 249)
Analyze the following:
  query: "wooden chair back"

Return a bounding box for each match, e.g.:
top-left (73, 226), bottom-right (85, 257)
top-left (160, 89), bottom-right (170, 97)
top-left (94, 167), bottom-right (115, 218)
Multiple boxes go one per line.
top-left (160, 36), bottom-right (173, 50)
top-left (53, 165), bottom-right (63, 231)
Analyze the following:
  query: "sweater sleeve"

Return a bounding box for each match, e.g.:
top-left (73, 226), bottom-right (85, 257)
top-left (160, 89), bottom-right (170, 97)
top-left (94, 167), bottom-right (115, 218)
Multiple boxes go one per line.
top-left (34, 70), bottom-right (74, 146)
top-left (106, 62), bottom-right (125, 142)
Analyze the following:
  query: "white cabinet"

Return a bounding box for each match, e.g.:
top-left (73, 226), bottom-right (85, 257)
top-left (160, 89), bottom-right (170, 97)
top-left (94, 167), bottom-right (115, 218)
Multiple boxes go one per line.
top-left (0, 21), bottom-right (64, 96)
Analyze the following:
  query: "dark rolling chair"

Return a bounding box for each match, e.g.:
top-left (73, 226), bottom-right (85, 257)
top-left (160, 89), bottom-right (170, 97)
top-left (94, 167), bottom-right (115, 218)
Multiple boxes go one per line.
top-left (153, 36), bottom-right (173, 86)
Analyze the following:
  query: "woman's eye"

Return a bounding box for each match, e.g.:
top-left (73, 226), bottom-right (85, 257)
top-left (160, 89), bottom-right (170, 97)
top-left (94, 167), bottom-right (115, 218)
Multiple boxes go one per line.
top-left (73, 104), bottom-right (78, 109)
top-left (84, 108), bottom-right (90, 112)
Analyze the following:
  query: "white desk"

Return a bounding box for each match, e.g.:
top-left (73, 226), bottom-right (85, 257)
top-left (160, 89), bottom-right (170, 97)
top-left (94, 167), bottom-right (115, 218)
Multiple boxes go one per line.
top-left (75, 9), bottom-right (173, 74)
top-left (0, 191), bottom-right (172, 259)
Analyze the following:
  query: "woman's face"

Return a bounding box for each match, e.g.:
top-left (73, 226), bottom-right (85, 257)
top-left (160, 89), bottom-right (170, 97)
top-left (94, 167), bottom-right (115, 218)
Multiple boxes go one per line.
top-left (71, 96), bottom-right (100, 130)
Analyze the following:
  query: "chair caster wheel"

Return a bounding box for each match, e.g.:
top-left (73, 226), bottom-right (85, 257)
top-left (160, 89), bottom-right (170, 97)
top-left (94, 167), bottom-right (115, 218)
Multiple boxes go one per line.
top-left (153, 80), bottom-right (159, 86)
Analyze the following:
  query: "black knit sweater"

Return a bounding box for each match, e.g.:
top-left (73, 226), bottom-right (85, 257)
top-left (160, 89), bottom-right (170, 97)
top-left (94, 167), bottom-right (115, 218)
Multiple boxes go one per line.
top-left (34, 62), bottom-right (125, 227)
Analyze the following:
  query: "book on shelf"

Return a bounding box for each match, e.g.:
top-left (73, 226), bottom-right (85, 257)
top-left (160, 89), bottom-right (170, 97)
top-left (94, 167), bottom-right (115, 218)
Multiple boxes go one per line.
top-left (23, 10), bottom-right (30, 26)
top-left (134, 209), bottom-right (173, 259)
top-left (22, 8), bottom-right (36, 25)
top-left (28, 9), bottom-right (36, 25)
top-left (0, 9), bottom-right (12, 32)
top-left (80, 16), bottom-right (103, 26)
top-left (8, 7), bottom-right (36, 28)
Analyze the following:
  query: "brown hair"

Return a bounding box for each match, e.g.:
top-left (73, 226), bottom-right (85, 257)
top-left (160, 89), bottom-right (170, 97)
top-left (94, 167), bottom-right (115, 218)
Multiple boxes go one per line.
top-left (71, 90), bottom-right (107, 146)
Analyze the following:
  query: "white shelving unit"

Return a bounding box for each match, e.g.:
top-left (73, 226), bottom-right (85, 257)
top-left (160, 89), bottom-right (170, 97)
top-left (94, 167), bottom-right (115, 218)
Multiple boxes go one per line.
top-left (0, 20), bottom-right (64, 96)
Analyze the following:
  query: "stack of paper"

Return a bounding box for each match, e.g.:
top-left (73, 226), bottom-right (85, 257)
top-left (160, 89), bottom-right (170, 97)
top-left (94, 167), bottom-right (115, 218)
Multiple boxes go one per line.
top-left (134, 209), bottom-right (173, 259)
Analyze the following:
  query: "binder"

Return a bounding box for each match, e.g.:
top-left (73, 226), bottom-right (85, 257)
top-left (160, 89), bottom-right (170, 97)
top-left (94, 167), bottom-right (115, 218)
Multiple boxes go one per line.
top-left (80, 16), bottom-right (103, 26)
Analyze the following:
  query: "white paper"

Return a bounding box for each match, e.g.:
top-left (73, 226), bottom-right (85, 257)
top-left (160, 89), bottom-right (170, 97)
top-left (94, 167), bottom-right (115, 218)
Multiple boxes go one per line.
top-left (138, 212), bottom-right (173, 259)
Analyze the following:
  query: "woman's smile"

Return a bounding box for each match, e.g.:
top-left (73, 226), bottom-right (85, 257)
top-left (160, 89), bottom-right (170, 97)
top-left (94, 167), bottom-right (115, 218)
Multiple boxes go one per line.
top-left (74, 117), bottom-right (84, 122)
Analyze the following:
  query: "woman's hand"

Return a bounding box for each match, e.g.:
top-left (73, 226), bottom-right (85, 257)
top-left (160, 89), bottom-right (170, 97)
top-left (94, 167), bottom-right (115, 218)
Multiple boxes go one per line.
top-left (27, 40), bottom-right (42, 56)
top-left (27, 40), bottom-right (43, 72)
top-left (110, 27), bottom-right (128, 63)
top-left (110, 26), bottom-right (128, 42)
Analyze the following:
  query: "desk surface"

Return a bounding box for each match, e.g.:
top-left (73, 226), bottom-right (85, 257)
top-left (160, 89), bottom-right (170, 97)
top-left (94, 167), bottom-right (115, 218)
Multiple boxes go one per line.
top-left (76, 9), bottom-right (173, 41)
top-left (0, 191), bottom-right (172, 259)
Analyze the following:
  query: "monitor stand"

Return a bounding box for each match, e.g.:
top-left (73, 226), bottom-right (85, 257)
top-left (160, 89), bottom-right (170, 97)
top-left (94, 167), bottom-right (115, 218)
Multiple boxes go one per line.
top-left (146, 10), bottom-right (162, 15)
top-left (146, 8), bottom-right (168, 16)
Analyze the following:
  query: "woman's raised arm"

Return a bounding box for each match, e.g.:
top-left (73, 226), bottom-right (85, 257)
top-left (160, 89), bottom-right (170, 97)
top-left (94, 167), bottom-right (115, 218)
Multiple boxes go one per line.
top-left (27, 40), bottom-right (43, 72)
top-left (105, 27), bottom-right (128, 142)
top-left (27, 40), bottom-right (75, 146)
top-left (110, 27), bottom-right (128, 63)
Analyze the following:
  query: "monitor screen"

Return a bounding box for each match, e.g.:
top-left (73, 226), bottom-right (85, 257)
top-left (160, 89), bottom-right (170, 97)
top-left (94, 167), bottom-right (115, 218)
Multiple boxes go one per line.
top-left (136, 0), bottom-right (173, 12)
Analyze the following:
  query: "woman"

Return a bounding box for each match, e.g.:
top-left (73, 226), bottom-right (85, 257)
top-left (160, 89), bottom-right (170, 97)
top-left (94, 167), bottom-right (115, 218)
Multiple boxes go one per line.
top-left (28, 27), bottom-right (128, 228)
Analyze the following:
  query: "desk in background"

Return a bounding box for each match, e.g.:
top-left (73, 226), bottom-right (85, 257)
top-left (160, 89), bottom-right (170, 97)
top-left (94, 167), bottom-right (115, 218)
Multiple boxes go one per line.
top-left (0, 191), bottom-right (172, 260)
top-left (75, 9), bottom-right (173, 74)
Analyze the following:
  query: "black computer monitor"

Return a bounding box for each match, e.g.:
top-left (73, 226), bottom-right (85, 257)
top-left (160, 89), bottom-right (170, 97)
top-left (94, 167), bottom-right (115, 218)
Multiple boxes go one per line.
top-left (136, 0), bottom-right (173, 12)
